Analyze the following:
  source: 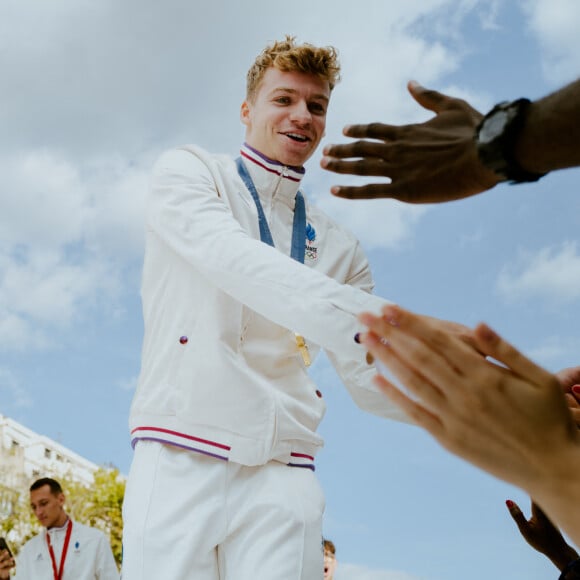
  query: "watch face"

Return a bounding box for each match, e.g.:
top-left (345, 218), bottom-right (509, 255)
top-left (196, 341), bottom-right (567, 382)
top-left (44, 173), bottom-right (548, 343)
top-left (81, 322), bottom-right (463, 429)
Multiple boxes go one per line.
top-left (479, 110), bottom-right (509, 144)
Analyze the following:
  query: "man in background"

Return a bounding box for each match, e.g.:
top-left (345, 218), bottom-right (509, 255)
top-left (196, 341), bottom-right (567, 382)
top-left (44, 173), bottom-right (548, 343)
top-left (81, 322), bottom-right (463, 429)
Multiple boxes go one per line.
top-left (0, 477), bottom-right (118, 580)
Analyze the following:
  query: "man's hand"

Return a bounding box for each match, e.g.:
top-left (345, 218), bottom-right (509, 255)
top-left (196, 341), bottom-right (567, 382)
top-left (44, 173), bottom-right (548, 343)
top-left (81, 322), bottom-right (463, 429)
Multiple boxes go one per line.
top-left (321, 81), bottom-right (500, 203)
top-left (506, 499), bottom-right (579, 571)
top-left (0, 549), bottom-right (14, 580)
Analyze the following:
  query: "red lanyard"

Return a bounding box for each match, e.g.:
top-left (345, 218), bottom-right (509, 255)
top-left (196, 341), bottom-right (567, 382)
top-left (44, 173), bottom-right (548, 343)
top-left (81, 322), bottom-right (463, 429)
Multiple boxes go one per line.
top-left (46, 519), bottom-right (73, 580)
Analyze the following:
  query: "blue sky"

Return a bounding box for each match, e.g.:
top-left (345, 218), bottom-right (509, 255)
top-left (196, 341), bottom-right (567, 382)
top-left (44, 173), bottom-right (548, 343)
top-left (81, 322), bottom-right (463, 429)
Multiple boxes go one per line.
top-left (1, 1), bottom-right (579, 578)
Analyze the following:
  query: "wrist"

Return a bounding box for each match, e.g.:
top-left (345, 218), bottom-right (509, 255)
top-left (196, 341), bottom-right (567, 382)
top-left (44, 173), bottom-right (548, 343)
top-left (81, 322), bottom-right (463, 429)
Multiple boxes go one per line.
top-left (512, 100), bottom-right (550, 174)
top-left (559, 558), bottom-right (580, 580)
top-left (524, 439), bottom-right (580, 517)
top-left (553, 548), bottom-right (580, 572)
top-left (475, 99), bottom-right (548, 184)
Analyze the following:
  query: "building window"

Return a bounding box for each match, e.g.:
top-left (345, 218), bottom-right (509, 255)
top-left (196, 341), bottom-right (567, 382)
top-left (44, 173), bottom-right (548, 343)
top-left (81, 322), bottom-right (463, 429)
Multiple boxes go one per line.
top-left (11, 440), bottom-right (19, 448)
top-left (44, 448), bottom-right (51, 459)
top-left (56, 454), bottom-right (63, 462)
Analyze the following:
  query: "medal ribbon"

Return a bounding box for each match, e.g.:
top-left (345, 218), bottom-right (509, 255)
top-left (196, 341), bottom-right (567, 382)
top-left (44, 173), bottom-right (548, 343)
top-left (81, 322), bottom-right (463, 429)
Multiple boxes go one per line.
top-left (236, 156), bottom-right (311, 366)
top-left (235, 157), bottom-right (306, 263)
top-left (46, 519), bottom-right (73, 580)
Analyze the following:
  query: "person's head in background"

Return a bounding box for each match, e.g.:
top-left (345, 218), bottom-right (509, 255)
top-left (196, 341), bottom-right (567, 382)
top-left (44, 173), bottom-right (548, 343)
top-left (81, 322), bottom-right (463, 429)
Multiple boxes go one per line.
top-left (323, 538), bottom-right (337, 580)
top-left (29, 477), bottom-right (67, 529)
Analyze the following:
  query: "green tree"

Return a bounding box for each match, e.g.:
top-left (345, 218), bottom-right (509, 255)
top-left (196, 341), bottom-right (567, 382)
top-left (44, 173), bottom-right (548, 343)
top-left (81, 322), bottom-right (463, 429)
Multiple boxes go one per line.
top-left (0, 481), bottom-right (38, 551)
top-left (75, 467), bottom-right (125, 566)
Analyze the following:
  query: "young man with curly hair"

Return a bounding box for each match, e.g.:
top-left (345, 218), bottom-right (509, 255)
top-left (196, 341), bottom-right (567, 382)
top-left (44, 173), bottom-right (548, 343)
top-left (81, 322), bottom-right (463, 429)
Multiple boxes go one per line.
top-left (122, 36), bottom-right (404, 580)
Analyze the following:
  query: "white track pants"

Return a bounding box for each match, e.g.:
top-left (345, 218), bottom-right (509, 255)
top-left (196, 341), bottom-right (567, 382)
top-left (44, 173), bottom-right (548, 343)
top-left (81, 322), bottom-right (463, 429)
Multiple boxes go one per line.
top-left (121, 441), bottom-right (325, 580)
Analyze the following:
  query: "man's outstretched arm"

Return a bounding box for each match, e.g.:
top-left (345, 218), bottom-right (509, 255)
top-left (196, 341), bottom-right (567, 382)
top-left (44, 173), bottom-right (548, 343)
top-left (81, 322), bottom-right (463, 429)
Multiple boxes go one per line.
top-left (321, 78), bottom-right (580, 203)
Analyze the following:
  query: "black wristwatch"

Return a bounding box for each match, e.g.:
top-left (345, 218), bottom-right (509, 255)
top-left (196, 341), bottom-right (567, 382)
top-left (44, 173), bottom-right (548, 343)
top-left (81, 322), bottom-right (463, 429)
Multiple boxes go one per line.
top-left (559, 558), bottom-right (580, 580)
top-left (475, 98), bottom-right (547, 184)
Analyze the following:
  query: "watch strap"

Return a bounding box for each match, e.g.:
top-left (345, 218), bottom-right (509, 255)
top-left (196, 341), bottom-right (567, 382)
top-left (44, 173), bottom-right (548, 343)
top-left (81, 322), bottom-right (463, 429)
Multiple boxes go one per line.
top-left (559, 558), bottom-right (580, 580)
top-left (476, 98), bottom-right (547, 184)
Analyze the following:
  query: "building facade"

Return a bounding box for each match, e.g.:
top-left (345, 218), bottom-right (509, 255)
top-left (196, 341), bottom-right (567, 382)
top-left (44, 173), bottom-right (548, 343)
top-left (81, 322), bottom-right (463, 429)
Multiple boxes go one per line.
top-left (0, 413), bottom-right (99, 521)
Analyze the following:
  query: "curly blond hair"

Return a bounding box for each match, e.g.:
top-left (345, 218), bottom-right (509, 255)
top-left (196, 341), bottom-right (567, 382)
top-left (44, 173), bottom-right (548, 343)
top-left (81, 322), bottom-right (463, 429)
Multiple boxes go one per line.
top-left (246, 35), bottom-right (341, 102)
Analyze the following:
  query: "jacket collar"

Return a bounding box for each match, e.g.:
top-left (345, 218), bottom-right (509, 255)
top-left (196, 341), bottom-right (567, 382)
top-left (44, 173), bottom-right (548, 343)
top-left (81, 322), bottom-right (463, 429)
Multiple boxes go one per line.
top-left (240, 143), bottom-right (304, 204)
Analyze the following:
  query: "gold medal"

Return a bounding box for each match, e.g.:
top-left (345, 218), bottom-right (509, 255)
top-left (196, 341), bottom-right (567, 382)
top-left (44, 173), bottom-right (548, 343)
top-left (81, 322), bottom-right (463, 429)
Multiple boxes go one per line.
top-left (295, 333), bottom-right (311, 367)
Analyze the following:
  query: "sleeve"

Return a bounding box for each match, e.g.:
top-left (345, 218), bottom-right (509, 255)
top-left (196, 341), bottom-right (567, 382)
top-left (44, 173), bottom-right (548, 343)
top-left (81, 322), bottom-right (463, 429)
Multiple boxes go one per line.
top-left (95, 534), bottom-right (120, 580)
top-left (324, 241), bottom-right (411, 423)
top-left (147, 148), bottom-right (390, 362)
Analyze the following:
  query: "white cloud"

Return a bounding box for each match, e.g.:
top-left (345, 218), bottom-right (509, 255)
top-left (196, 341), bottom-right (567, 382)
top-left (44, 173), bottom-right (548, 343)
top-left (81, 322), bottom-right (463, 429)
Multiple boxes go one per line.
top-left (1, 250), bottom-right (109, 324)
top-left (522, 0), bottom-right (580, 84)
top-left (336, 563), bottom-right (424, 580)
top-left (477, 0), bottom-right (503, 30)
top-left (313, 193), bottom-right (428, 251)
top-left (435, 84), bottom-right (495, 117)
top-left (0, 367), bottom-right (33, 408)
top-left (0, 151), bottom-right (90, 248)
top-left (496, 241), bottom-right (580, 303)
top-left (0, 150), bottom-right (147, 353)
top-left (331, 32), bottom-right (460, 132)
top-left (83, 155), bottom-right (149, 259)
top-left (0, 247), bottom-right (122, 351)
top-left (0, 311), bottom-right (51, 352)
top-left (0, 149), bottom-right (147, 258)
top-left (527, 335), bottom-right (580, 369)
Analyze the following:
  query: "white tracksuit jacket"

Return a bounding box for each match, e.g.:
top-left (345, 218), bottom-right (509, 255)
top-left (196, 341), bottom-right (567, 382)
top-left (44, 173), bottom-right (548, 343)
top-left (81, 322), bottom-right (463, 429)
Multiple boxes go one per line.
top-left (14, 520), bottom-right (119, 580)
top-left (129, 143), bottom-right (406, 468)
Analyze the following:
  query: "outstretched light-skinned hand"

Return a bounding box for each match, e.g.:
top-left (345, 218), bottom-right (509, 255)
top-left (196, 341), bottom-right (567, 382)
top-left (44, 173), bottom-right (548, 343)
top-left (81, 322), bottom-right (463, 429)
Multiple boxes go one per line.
top-left (358, 304), bottom-right (580, 547)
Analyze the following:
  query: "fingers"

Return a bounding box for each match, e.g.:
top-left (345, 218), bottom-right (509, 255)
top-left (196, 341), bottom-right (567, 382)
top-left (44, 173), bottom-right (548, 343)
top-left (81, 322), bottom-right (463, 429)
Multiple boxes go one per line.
top-left (473, 323), bottom-right (556, 387)
top-left (571, 385), bottom-right (580, 408)
top-left (321, 123), bottom-right (403, 178)
top-left (329, 181), bottom-right (460, 204)
top-left (340, 122), bottom-right (400, 141)
top-left (329, 182), bottom-right (398, 200)
top-left (407, 81), bottom-right (451, 114)
top-left (555, 366), bottom-right (580, 391)
top-left (321, 157), bottom-right (391, 177)
top-left (506, 499), bottom-right (529, 531)
top-left (564, 393), bottom-right (580, 429)
top-left (0, 550), bottom-right (14, 574)
top-left (370, 305), bottom-right (480, 378)
top-left (565, 391), bottom-right (580, 409)
top-left (358, 305), bottom-right (529, 424)
top-left (322, 139), bottom-right (396, 161)
top-left (358, 307), bottom-right (478, 413)
top-left (361, 325), bottom-right (445, 411)
top-left (531, 501), bottom-right (552, 526)
top-left (407, 80), bottom-right (480, 117)
top-left (372, 369), bottom-right (443, 433)
top-left (329, 180), bottom-right (433, 203)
